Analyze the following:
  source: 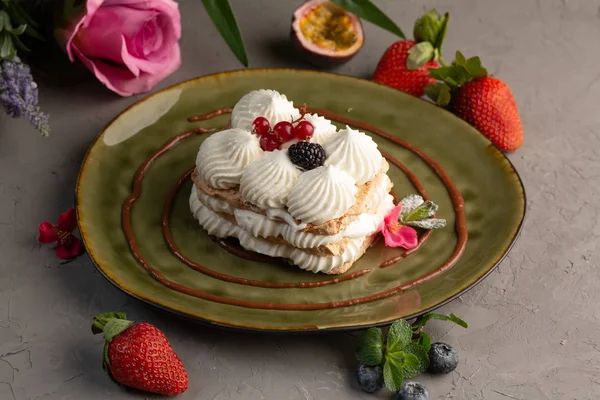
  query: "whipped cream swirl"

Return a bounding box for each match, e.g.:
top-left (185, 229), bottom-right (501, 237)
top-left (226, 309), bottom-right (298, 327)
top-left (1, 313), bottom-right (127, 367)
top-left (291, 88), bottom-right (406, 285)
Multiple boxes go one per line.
top-left (231, 89), bottom-right (300, 131)
top-left (323, 126), bottom-right (383, 185)
top-left (240, 150), bottom-right (301, 209)
top-left (304, 113), bottom-right (337, 145)
top-left (287, 165), bottom-right (357, 225)
top-left (196, 128), bottom-right (263, 189)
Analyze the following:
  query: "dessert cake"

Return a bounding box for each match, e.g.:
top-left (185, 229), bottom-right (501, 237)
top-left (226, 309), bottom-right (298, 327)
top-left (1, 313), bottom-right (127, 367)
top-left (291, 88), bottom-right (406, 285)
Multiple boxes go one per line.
top-left (190, 89), bottom-right (397, 275)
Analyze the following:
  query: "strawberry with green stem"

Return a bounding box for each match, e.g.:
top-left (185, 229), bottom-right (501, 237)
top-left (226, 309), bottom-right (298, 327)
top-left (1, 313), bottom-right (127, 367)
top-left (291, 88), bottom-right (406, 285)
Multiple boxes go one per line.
top-left (356, 313), bottom-right (467, 393)
top-left (373, 9), bottom-right (449, 97)
top-left (425, 51), bottom-right (524, 152)
top-left (92, 312), bottom-right (188, 396)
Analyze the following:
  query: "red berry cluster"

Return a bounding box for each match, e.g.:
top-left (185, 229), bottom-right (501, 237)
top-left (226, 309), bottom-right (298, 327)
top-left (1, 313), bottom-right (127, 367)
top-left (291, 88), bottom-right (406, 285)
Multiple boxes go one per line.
top-left (252, 117), bottom-right (315, 151)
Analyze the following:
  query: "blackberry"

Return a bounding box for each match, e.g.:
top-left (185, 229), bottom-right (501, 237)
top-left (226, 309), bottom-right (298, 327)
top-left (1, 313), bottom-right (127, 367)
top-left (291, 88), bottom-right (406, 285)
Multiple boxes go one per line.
top-left (288, 141), bottom-right (326, 170)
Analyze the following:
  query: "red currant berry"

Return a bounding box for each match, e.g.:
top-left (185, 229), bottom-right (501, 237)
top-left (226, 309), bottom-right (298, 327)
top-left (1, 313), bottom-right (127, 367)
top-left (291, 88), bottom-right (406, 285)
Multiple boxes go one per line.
top-left (259, 133), bottom-right (281, 151)
top-left (252, 117), bottom-right (271, 136)
top-left (293, 121), bottom-right (315, 140)
top-left (272, 121), bottom-right (294, 143)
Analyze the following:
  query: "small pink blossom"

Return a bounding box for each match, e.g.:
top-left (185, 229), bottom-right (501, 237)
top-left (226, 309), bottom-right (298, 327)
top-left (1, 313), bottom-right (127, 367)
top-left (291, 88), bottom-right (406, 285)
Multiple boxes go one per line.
top-left (378, 205), bottom-right (418, 249)
top-left (38, 209), bottom-right (84, 259)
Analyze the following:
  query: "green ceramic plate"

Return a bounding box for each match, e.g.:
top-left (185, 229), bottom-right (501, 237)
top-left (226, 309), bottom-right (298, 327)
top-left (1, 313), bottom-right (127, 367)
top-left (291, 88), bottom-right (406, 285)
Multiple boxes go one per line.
top-left (77, 69), bottom-right (525, 332)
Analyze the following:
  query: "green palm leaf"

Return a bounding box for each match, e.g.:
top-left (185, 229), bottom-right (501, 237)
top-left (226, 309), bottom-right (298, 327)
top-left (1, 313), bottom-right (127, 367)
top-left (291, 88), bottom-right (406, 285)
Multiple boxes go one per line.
top-left (202, 0), bottom-right (248, 67)
top-left (331, 0), bottom-right (405, 39)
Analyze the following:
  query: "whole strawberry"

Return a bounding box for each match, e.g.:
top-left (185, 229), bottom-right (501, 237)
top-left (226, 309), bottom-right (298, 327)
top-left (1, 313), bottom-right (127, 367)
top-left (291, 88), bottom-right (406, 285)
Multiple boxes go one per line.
top-left (92, 312), bottom-right (188, 395)
top-left (425, 52), bottom-right (523, 152)
top-left (373, 10), bottom-right (449, 97)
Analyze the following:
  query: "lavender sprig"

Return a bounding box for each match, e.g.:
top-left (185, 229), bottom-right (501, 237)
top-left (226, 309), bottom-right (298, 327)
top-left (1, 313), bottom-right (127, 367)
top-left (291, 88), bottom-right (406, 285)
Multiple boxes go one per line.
top-left (0, 56), bottom-right (49, 136)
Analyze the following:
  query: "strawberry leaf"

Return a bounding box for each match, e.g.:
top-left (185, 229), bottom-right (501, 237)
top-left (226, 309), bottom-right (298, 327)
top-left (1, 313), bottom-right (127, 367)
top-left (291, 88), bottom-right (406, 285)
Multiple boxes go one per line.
top-left (424, 83), bottom-right (451, 106)
top-left (413, 9), bottom-right (443, 44)
top-left (454, 50), bottom-right (467, 67)
top-left (465, 55), bottom-right (488, 78)
top-left (356, 327), bottom-right (384, 365)
top-left (407, 41), bottom-right (435, 70)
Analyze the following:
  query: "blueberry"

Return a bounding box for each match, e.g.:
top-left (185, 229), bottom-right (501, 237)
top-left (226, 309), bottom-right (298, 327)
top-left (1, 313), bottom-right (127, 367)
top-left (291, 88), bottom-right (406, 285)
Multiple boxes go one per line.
top-left (395, 381), bottom-right (429, 400)
top-left (356, 364), bottom-right (383, 393)
top-left (428, 342), bottom-right (459, 374)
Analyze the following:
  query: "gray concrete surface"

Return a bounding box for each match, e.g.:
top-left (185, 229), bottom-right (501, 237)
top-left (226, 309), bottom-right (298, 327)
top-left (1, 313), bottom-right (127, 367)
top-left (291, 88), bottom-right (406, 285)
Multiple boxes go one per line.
top-left (1, 0), bottom-right (599, 399)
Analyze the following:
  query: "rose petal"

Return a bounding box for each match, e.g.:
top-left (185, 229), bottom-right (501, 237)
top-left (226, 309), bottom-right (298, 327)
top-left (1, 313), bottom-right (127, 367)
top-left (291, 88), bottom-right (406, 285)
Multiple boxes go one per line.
top-left (57, 208), bottom-right (78, 232)
top-left (38, 222), bottom-right (58, 243)
top-left (382, 224), bottom-right (418, 249)
top-left (56, 235), bottom-right (84, 260)
top-left (384, 204), bottom-right (402, 225)
top-left (71, 43), bottom-right (180, 96)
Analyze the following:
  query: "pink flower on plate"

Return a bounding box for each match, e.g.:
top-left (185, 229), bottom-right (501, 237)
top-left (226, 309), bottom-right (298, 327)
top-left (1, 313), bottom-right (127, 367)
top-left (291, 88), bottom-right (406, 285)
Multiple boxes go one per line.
top-left (56, 0), bottom-right (182, 96)
top-left (38, 209), bottom-right (84, 259)
top-left (379, 205), bottom-right (418, 249)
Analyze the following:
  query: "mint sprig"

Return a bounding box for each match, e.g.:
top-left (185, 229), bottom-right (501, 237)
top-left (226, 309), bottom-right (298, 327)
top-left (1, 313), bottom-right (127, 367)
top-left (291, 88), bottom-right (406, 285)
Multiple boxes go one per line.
top-left (356, 327), bottom-right (383, 365)
top-left (398, 194), bottom-right (446, 230)
top-left (355, 312), bottom-right (468, 392)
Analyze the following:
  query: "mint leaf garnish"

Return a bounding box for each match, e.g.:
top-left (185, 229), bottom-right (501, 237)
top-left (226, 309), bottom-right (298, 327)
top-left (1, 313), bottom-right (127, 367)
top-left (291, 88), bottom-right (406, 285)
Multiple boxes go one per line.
top-left (403, 200), bottom-right (438, 222)
top-left (400, 194), bottom-right (425, 218)
top-left (383, 357), bottom-right (405, 391)
top-left (404, 343), bottom-right (430, 375)
top-left (412, 313), bottom-right (468, 330)
top-left (384, 350), bottom-right (421, 390)
top-left (387, 319), bottom-right (412, 353)
top-left (417, 332), bottom-right (431, 352)
top-left (356, 327), bottom-right (384, 365)
top-left (406, 218), bottom-right (447, 229)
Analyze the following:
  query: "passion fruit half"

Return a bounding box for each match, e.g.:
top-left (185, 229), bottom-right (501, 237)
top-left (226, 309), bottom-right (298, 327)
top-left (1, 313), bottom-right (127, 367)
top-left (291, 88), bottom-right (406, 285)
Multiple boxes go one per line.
top-left (291, 0), bottom-right (364, 68)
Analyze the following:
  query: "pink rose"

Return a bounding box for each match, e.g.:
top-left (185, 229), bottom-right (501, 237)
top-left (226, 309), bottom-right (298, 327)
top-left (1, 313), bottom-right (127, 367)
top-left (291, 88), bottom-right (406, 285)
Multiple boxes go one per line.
top-left (57, 0), bottom-right (182, 96)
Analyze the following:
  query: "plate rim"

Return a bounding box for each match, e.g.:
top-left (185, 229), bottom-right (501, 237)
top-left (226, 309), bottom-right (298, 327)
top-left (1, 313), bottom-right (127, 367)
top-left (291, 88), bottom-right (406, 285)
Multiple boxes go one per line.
top-left (76, 68), bottom-right (527, 333)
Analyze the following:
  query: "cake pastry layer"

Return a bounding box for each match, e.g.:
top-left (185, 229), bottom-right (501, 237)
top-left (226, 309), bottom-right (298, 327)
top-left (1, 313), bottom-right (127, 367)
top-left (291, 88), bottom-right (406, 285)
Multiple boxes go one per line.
top-left (192, 158), bottom-right (391, 237)
top-left (189, 186), bottom-right (386, 275)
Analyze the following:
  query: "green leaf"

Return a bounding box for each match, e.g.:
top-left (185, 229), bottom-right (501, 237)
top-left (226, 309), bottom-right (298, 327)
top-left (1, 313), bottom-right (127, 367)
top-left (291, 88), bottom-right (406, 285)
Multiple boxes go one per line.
top-left (413, 9), bottom-right (443, 44)
top-left (434, 13), bottom-right (449, 54)
top-left (406, 218), bottom-right (447, 230)
top-left (406, 41), bottom-right (434, 70)
top-left (0, 33), bottom-right (15, 59)
top-left (202, 0), bottom-right (248, 67)
top-left (384, 350), bottom-right (421, 389)
top-left (7, 23), bottom-right (26, 36)
top-left (404, 343), bottom-right (430, 375)
top-left (0, 10), bottom-right (9, 32)
top-left (417, 332), bottom-right (431, 352)
top-left (465, 55), bottom-right (488, 78)
top-left (403, 200), bottom-right (438, 222)
top-left (387, 319), bottom-right (412, 353)
top-left (424, 83), bottom-right (451, 106)
top-left (383, 357), bottom-right (405, 392)
top-left (331, 0), bottom-right (405, 39)
top-left (356, 327), bottom-right (384, 365)
top-left (7, 0), bottom-right (40, 29)
top-left (412, 313), bottom-right (469, 330)
top-left (13, 34), bottom-right (30, 51)
top-left (454, 50), bottom-right (467, 67)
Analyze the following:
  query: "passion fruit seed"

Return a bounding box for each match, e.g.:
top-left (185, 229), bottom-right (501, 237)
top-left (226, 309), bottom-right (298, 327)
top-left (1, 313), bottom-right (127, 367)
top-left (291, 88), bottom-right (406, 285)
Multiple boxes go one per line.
top-left (300, 5), bottom-right (357, 50)
top-left (273, 121), bottom-right (295, 142)
top-left (252, 117), bottom-right (271, 136)
top-left (291, 0), bottom-right (364, 68)
top-left (293, 120), bottom-right (315, 140)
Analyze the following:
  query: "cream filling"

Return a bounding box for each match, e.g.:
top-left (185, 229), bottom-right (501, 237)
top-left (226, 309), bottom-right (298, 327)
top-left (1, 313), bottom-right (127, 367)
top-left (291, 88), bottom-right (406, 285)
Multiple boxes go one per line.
top-left (190, 188), bottom-right (369, 273)
top-left (194, 175), bottom-right (394, 249)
